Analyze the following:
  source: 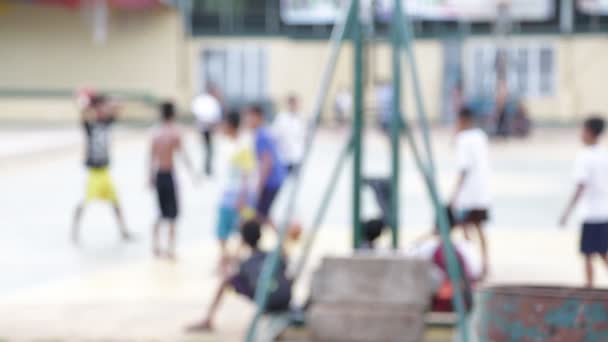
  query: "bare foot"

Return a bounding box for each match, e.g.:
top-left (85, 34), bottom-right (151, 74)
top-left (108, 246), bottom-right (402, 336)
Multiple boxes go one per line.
top-left (186, 319), bottom-right (213, 333)
top-left (166, 251), bottom-right (177, 262)
top-left (153, 247), bottom-right (162, 258)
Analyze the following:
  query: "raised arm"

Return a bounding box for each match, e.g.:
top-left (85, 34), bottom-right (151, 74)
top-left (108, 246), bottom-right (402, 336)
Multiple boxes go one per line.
top-left (81, 106), bottom-right (95, 124)
top-left (105, 98), bottom-right (122, 121)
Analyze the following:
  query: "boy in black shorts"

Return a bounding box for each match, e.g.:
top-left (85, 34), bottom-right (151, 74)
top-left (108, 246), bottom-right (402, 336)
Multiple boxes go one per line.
top-left (560, 116), bottom-right (608, 288)
top-left (450, 107), bottom-right (491, 278)
top-left (186, 220), bottom-right (292, 332)
top-left (149, 102), bottom-right (195, 260)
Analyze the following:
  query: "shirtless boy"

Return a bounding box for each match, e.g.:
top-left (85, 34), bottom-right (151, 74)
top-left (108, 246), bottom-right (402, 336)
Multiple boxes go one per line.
top-left (149, 101), bottom-right (195, 259)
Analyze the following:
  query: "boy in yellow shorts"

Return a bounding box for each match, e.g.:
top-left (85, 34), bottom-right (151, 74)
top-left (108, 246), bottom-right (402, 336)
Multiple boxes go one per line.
top-left (72, 94), bottom-right (132, 243)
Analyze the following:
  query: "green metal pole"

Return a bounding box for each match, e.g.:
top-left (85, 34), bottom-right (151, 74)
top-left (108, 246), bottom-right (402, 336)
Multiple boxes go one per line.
top-left (292, 136), bottom-right (353, 280)
top-left (244, 2), bottom-right (356, 341)
top-left (402, 122), bottom-right (470, 342)
top-left (400, 8), bottom-right (436, 176)
top-left (179, 0), bottom-right (193, 36)
top-left (398, 6), bottom-right (469, 337)
top-left (389, 0), bottom-right (402, 249)
top-left (395, 3), bottom-right (468, 339)
top-left (352, 0), bottom-right (364, 249)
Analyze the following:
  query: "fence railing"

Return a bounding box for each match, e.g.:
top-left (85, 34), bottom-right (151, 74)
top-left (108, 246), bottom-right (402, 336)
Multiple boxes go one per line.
top-left (190, 0), bottom-right (608, 38)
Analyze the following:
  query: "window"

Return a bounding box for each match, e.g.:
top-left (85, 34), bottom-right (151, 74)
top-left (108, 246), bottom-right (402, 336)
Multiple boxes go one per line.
top-left (517, 48), bottom-right (529, 94)
top-left (464, 41), bottom-right (556, 98)
top-left (539, 47), bottom-right (554, 94)
top-left (190, 0), bottom-right (564, 37)
top-left (200, 46), bottom-right (268, 102)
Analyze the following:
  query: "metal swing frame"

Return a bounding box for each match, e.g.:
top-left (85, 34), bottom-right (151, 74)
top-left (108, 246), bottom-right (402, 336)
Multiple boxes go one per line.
top-left (246, 1), bottom-right (471, 341)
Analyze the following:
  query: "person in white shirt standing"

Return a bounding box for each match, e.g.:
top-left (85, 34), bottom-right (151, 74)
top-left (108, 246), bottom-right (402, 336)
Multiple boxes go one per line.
top-left (191, 84), bottom-right (222, 176)
top-left (334, 87), bottom-right (352, 126)
top-left (272, 94), bottom-right (306, 175)
top-left (450, 107), bottom-right (492, 279)
top-left (560, 116), bottom-right (608, 288)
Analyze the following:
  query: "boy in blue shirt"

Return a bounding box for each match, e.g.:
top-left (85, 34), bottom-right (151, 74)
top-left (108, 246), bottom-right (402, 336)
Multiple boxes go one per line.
top-left (245, 105), bottom-right (287, 227)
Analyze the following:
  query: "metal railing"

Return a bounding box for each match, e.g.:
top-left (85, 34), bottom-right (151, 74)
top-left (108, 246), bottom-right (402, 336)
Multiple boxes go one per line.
top-left (190, 0), bottom-right (608, 38)
top-left (245, 1), bottom-right (471, 341)
top-left (0, 88), bottom-right (159, 105)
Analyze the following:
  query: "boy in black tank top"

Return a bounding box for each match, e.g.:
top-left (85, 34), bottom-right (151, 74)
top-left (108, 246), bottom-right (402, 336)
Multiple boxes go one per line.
top-left (72, 94), bottom-right (132, 244)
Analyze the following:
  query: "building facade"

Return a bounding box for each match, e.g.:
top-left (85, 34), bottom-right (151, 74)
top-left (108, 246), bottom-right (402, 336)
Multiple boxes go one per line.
top-left (0, 2), bottom-right (186, 122)
top-left (1, 0), bottom-right (608, 123)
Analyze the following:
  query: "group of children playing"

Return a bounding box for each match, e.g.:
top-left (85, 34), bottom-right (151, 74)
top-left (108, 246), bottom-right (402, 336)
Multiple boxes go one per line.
top-left (73, 89), bottom-right (608, 333)
top-left (451, 108), bottom-right (608, 290)
top-left (428, 108), bottom-right (608, 290)
top-left (442, 108), bottom-right (608, 290)
top-left (72, 92), bottom-right (301, 331)
top-left (151, 103), bottom-right (297, 263)
top-left (73, 89), bottom-right (303, 258)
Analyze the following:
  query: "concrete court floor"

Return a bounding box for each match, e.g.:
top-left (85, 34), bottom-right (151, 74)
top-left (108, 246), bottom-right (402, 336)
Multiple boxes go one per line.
top-left (1, 125), bottom-right (606, 341)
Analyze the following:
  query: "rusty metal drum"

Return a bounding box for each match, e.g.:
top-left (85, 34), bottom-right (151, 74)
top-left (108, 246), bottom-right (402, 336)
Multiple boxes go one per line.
top-left (473, 286), bottom-right (608, 341)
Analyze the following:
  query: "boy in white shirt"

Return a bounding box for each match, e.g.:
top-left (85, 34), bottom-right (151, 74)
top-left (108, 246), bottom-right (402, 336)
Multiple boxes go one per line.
top-left (450, 107), bottom-right (491, 278)
top-left (272, 95), bottom-right (305, 174)
top-left (215, 111), bottom-right (256, 270)
top-left (560, 116), bottom-right (608, 288)
top-left (191, 84), bottom-right (222, 176)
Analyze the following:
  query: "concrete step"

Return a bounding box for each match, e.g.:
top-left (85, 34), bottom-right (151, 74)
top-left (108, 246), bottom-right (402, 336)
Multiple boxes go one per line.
top-left (309, 303), bottom-right (426, 342)
top-left (311, 254), bottom-right (433, 305)
top-left (276, 326), bottom-right (310, 342)
top-left (308, 255), bottom-right (434, 342)
top-left (277, 325), bottom-right (454, 342)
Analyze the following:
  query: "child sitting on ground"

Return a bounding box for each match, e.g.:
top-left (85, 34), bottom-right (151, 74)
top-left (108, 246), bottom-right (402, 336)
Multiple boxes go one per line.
top-left (186, 220), bottom-right (292, 332)
top-left (359, 218), bottom-right (387, 250)
top-left (357, 177), bottom-right (391, 250)
top-left (409, 206), bottom-right (480, 312)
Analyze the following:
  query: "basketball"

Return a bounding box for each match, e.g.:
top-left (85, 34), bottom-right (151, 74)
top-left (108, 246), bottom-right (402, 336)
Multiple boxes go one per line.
top-left (240, 206), bottom-right (257, 221)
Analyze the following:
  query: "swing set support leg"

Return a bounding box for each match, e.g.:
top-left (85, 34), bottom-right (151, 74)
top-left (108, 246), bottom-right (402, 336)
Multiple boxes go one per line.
top-left (352, 0), bottom-right (364, 249)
